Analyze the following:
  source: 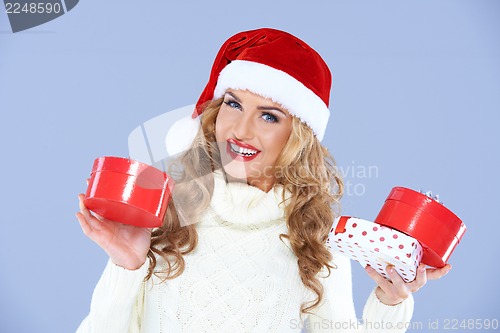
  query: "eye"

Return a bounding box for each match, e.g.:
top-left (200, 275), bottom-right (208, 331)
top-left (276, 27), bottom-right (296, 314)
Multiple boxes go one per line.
top-left (262, 112), bottom-right (279, 123)
top-left (223, 99), bottom-right (242, 110)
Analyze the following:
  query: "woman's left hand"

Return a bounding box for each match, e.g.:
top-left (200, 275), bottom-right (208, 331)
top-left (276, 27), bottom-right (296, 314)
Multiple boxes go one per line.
top-left (365, 263), bottom-right (452, 305)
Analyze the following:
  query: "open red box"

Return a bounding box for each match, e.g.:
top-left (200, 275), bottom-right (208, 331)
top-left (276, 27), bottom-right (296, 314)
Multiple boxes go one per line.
top-left (84, 156), bottom-right (175, 228)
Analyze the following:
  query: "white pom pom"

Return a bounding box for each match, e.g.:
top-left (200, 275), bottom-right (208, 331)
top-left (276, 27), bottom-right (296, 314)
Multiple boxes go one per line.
top-left (165, 113), bottom-right (201, 157)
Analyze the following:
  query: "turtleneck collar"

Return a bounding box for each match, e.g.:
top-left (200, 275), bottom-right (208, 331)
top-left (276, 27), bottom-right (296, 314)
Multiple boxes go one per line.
top-left (209, 170), bottom-right (291, 226)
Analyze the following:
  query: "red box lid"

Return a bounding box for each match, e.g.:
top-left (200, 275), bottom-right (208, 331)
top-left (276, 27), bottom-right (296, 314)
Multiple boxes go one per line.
top-left (375, 187), bottom-right (466, 267)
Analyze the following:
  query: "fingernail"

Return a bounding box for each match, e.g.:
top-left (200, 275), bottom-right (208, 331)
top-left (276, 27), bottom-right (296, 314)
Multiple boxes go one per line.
top-left (419, 265), bottom-right (426, 273)
top-left (387, 266), bottom-right (394, 273)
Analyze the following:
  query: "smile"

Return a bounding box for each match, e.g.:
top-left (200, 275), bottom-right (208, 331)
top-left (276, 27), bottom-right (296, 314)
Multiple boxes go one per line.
top-left (226, 139), bottom-right (260, 161)
top-left (229, 143), bottom-right (258, 156)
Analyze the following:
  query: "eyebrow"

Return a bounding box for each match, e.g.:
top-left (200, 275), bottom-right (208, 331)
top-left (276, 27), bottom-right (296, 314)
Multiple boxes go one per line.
top-left (225, 91), bottom-right (287, 116)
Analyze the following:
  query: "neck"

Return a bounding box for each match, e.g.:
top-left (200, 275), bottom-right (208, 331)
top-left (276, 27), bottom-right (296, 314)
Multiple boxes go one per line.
top-left (223, 172), bottom-right (275, 193)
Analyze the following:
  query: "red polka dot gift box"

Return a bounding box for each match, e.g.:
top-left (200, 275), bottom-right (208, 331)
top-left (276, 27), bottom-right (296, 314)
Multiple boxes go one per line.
top-left (84, 156), bottom-right (175, 228)
top-left (327, 187), bottom-right (466, 282)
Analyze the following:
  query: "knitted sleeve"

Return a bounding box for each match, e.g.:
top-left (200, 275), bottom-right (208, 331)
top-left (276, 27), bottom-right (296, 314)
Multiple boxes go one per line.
top-left (306, 253), bottom-right (414, 333)
top-left (75, 259), bottom-right (148, 333)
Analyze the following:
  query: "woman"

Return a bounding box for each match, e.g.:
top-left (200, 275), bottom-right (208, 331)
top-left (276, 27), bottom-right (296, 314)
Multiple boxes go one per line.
top-left (76, 28), bottom-right (451, 332)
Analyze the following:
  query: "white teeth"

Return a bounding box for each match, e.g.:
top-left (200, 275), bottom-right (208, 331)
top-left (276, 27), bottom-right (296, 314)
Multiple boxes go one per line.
top-left (229, 143), bottom-right (258, 156)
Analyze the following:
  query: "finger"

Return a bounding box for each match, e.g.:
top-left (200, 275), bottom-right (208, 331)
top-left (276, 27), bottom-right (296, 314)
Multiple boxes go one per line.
top-left (365, 265), bottom-right (392, 291)
top-left (411, 263), bottom-right (428, 292)
top-left (427, 264), bottom-right (452, 280)
top-left (76, 212), bottom-right (93, 236)
top-left (78, 194), bottom-right (90, 216)
top-left (78, 194), bottom-right (103, 231)
top-left (78, 194), bottom-right (95, 222)
top-left (386, 265), bottom-right (407, 291)
top-left (93, 212), bottom-right (112, 223)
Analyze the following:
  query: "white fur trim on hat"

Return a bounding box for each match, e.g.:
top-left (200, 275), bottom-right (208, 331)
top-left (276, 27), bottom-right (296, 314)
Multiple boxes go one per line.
top-left (165, 105), bottom-right (200, 157)
top-left (213, 60), bottom-right (330, 141)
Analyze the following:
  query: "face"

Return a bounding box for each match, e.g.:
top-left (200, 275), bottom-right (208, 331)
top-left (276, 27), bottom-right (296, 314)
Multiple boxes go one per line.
top-left (215, 89), bottom-right (293, 192)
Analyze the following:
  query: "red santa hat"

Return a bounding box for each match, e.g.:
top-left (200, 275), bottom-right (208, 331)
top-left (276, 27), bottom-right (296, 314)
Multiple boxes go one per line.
top-left (166, 28), bottom-right (332, 157)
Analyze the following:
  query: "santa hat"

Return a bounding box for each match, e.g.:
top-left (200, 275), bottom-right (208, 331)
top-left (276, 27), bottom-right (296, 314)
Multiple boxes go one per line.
top-left (166, 28), bottom-right (332, 157)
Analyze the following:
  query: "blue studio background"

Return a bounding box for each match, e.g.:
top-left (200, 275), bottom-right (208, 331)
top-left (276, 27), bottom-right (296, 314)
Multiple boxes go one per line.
top-left (1, 1), bottom-right (499, 332)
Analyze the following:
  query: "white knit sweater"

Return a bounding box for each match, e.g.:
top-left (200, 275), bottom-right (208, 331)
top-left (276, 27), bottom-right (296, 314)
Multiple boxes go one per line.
top-left (76, 171), bottom-right (413, 333)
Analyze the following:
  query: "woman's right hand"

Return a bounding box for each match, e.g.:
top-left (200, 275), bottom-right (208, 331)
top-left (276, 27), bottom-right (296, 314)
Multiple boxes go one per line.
top-left (76, 194), bottom-right (152, 270)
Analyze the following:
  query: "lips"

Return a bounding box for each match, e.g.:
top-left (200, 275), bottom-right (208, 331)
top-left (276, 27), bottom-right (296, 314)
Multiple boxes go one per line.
top-left (226, 138), bottom-right (261, 161)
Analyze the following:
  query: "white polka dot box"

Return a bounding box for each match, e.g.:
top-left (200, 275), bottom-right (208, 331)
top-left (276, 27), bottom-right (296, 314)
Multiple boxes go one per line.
top-left (327, 216), bottom-right (422, 282)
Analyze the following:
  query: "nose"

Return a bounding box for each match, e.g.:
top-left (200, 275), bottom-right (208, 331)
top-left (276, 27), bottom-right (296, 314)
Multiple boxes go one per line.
top-left (232, 112), bottom-right (254, 141)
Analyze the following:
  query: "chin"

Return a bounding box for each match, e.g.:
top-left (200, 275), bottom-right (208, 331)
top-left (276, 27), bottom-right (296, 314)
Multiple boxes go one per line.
top-left (222, 160), bottom-right (251, 181)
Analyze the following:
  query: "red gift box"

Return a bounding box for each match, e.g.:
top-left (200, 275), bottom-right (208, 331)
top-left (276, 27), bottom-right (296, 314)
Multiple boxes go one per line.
top-left (84, 156), bottom-right (175, 228)
top-left (375, 187), bottom-right (466, 268)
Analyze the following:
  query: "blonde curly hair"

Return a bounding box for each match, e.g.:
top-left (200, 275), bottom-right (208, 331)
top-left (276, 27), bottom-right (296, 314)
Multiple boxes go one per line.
top-left (146, 97), bottom-right (344, 315)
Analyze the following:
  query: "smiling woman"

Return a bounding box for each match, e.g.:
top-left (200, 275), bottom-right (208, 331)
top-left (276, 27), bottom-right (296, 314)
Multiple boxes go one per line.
top-left (75, 28), bottom-right (450, 333)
